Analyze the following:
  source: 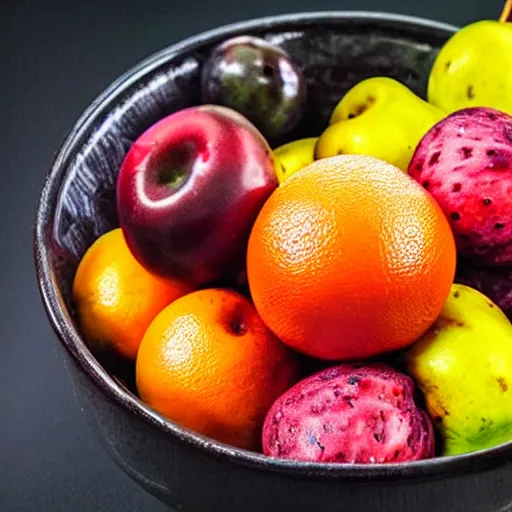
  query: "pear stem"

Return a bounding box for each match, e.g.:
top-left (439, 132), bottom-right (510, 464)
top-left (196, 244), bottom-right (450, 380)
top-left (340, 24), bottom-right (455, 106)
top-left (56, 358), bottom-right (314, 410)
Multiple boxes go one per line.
top-left (499, 0), bottom-right (512, 22)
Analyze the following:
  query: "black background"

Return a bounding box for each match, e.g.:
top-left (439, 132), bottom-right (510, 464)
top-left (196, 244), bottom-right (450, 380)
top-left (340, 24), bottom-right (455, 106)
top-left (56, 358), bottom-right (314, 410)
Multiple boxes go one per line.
top-left (1, 0), bottom-right (505, 510)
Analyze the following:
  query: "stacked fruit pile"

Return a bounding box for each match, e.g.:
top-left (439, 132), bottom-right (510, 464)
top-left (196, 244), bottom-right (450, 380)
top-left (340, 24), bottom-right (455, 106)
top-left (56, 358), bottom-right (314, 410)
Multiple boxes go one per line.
top-left (71, 8), bottom-right (512, 464)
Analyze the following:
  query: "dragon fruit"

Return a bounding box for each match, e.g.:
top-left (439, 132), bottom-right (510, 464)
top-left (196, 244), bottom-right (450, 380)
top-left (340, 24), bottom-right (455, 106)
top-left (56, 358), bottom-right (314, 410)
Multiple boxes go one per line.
top-left (408, 107), bottom-right (512, 266)
top-left (261, 363), bottom-right (435, 464)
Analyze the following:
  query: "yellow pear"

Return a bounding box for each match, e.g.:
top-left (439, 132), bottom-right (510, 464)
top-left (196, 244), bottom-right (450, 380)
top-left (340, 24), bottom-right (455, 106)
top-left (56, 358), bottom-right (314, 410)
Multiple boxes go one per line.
top-left (405, 283), bottom-right (512, 456)
top-left (315, 77), bottom-right (445, 171)
top-left (272, 137), bottom-right (318, 184)
top-left (428, 3), bottom-right (512, 116)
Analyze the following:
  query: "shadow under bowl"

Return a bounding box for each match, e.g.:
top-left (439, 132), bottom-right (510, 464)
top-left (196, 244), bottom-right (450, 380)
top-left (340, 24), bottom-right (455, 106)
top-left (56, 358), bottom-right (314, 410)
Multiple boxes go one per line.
top-left (34, 10), bottom-right (512, 512)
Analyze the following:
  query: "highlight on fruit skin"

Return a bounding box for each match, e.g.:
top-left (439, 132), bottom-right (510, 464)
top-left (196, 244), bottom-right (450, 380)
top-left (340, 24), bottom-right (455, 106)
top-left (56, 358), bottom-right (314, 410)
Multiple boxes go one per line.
top-left (262, 363), bottom-right (435, 463)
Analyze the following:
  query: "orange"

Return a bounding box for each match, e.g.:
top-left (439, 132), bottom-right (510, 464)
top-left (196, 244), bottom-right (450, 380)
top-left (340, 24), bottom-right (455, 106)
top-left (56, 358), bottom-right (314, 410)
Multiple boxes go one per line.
top-left (135, 288), bottom-right (300, 450)
top-left (72, 228), bottom-right (192, 360)
top-left (246, 154), bottom-right (457, 361)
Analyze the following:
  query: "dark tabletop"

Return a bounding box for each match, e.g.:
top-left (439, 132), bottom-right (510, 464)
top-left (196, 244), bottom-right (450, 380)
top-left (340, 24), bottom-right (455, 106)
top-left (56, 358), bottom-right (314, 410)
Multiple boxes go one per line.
top-left (1, 0), bottom-right (504, 510)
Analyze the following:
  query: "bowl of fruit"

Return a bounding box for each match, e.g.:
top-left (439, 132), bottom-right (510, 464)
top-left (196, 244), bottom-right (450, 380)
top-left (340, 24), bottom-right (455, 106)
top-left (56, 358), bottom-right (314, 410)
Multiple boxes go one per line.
top-left (34, 7), bottom-right (512, 512)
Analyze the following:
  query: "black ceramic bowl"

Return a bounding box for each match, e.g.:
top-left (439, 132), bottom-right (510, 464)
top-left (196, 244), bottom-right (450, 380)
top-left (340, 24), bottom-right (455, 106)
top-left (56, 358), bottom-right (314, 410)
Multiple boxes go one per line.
top-left (34, 11), bottom-right (512, 512)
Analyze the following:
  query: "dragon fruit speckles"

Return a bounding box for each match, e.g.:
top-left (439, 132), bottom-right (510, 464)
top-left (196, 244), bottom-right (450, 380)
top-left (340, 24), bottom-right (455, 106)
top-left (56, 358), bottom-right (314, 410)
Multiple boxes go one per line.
top-left (408, 107), bottom-right (512, 266)
top-left (262, 363), bottom-right (435, 464)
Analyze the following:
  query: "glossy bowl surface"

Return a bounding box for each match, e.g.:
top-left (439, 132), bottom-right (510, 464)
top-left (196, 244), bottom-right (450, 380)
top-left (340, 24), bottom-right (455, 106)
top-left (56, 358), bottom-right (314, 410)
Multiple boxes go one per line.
top-left (34, 11), bottom-right (512, 512)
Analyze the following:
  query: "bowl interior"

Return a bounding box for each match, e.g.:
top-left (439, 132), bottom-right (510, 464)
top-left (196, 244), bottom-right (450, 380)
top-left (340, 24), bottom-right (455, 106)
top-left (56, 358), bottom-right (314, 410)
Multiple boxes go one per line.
top-left (49, 12), bottom-right (453, 310)
top-left (36, 11), bottom-right (491, 478)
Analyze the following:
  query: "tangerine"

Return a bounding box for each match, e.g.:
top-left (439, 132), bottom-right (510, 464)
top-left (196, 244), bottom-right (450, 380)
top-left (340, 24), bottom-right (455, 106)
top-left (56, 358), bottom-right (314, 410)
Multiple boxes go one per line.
top-left (246, 154), bottom-right (457, 361)
top-left (72, 228), bottom-right (192, 360)
top-left (135, 288), bottom-right (300, 450)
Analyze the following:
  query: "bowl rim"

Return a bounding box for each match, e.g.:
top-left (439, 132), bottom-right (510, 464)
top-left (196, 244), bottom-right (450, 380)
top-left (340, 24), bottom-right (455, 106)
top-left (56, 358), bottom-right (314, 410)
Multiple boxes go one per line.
top-left (34, 9), bottom-right (512, 481)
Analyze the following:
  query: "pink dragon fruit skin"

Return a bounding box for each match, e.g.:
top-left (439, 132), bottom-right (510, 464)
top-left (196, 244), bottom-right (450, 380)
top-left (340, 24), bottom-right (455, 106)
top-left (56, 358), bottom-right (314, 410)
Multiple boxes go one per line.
top-left (408, 107), bottom-right (512, 266)
top-left (261, 363), bottom-right (435, 464)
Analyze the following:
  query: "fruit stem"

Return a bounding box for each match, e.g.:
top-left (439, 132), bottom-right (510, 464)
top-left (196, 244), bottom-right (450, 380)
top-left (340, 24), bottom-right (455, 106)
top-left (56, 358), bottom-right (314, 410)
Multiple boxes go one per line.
top-left (499, 0), bottom-right (512, 22)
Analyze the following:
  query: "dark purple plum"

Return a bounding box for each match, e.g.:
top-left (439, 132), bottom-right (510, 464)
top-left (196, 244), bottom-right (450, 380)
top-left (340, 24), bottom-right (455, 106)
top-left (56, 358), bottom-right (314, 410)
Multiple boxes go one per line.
top-left (116, 104), bottom-right (278, 287)
top-left (201, 35), bottom-right (306, 140)
top-left (456, 258), bottom-right (512, 320)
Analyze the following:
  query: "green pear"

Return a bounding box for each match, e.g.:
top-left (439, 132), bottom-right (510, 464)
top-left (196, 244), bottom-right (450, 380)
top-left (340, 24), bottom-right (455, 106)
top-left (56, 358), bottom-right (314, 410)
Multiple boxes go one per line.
top-left (315, 77), bottom-right (445, 172)
top-left (405, 283), bottom-right (512, 456)
top-left (428, 8), bottom-right (512, 115)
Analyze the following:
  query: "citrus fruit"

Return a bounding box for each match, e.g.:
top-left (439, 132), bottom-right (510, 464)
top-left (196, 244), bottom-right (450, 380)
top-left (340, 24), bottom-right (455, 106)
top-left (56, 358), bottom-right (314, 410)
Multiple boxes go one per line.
top-left (72, 228), bottom-right (192, 360)
top-left (246, 154), bottom-right (457, 361)
top-left (135, 288), bottom-right (300, 450)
